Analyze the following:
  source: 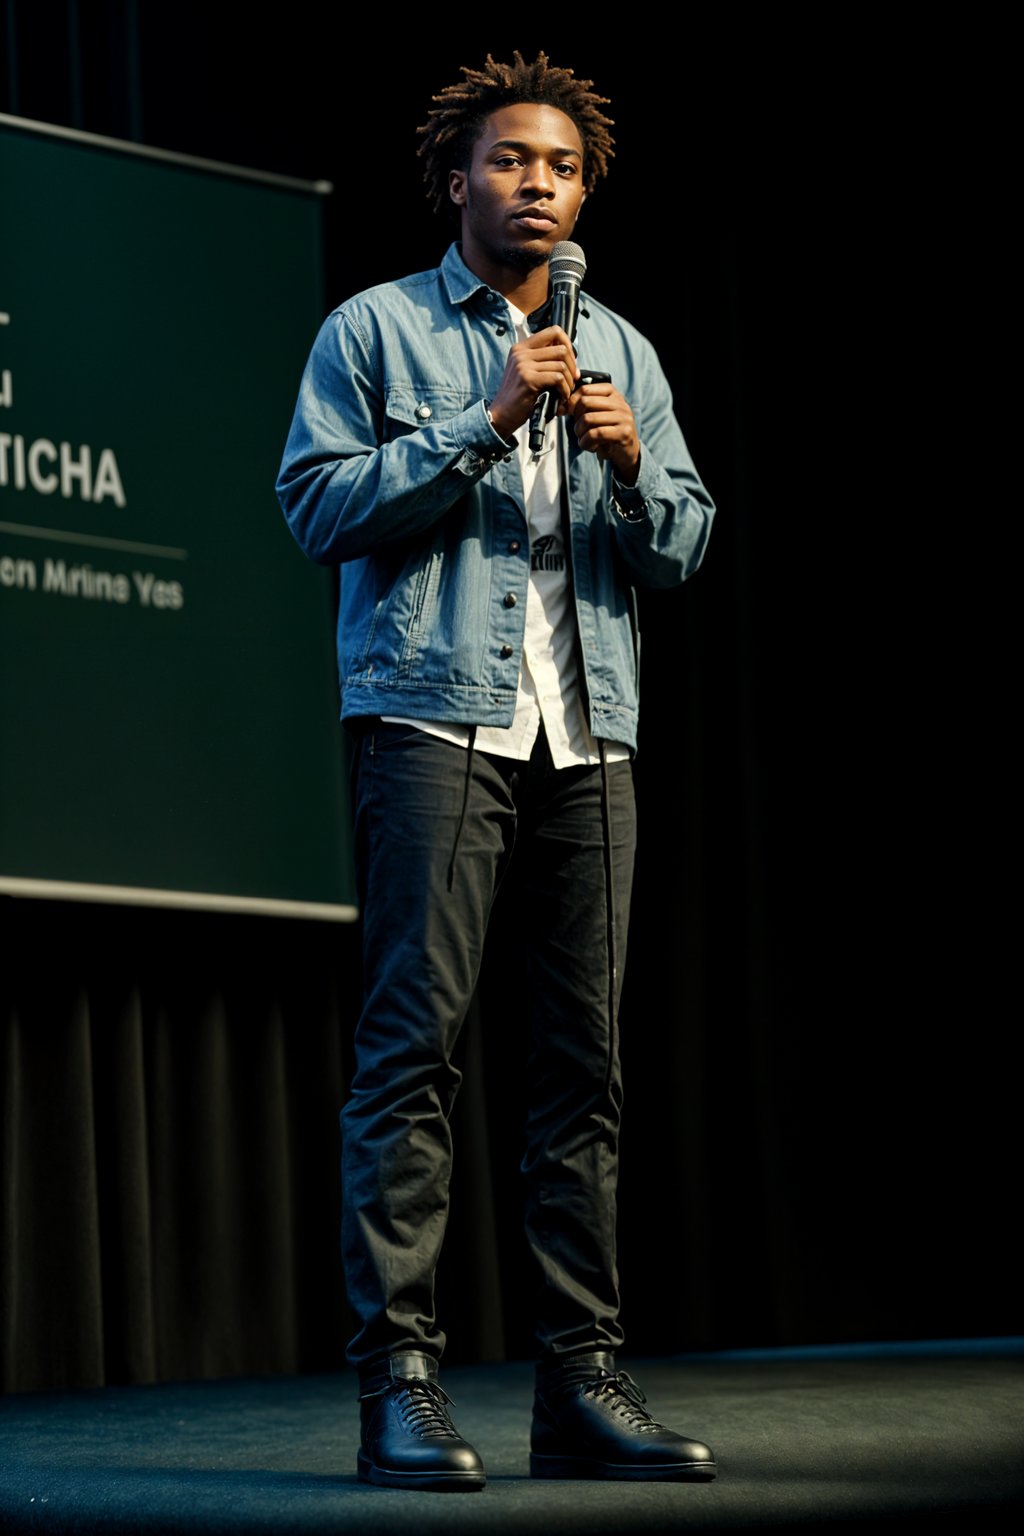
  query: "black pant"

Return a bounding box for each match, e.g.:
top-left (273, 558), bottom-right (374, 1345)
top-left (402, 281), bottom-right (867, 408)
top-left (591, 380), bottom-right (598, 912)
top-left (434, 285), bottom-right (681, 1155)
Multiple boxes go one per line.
top-left (341, 721), bottom-right (637, 1370)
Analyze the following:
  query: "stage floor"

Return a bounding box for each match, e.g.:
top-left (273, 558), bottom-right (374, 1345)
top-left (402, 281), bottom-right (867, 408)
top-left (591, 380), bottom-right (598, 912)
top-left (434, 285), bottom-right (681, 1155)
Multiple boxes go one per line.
top-left (1, 1340), bottom-right (1021, 1533)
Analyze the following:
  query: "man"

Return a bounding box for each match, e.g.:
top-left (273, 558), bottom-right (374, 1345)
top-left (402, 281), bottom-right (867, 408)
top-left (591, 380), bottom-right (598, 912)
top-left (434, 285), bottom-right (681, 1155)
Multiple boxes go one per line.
top-left (277, 50), bottom-right (716, 1491)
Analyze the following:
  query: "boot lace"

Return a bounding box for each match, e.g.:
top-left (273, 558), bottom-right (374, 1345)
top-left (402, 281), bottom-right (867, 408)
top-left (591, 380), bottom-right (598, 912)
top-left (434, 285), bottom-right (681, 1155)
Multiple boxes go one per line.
top-left (392, 1378), bottom-right (460, 1439)
top-left (581, 1369), bottom-right (665, 1434)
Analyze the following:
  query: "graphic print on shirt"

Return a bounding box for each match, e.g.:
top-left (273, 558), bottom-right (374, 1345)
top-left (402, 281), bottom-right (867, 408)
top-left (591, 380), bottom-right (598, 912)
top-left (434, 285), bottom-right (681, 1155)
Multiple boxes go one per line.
top-left (531, 534), bottom-right (565, 573)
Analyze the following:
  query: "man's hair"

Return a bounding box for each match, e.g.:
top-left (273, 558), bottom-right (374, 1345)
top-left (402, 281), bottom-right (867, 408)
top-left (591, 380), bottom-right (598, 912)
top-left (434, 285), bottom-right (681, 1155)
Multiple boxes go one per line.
top-left (417, 50), bottom-right (615, 213)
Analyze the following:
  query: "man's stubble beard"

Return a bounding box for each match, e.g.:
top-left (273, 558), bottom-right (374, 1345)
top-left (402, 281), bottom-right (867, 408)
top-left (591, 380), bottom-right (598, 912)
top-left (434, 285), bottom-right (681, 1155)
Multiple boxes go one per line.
top-left (498, 245), bottom-right (549, 274)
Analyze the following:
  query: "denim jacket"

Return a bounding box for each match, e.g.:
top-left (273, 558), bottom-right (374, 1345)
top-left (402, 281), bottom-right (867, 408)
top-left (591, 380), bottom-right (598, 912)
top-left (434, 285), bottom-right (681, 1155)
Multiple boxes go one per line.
top-left (276, 243), bottom-right (714, 751)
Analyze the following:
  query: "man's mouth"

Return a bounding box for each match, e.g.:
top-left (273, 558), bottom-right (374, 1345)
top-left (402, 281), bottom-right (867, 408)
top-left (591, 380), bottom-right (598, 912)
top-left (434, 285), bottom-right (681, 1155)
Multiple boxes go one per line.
top-left (512, 209), bottom-right (557, 231)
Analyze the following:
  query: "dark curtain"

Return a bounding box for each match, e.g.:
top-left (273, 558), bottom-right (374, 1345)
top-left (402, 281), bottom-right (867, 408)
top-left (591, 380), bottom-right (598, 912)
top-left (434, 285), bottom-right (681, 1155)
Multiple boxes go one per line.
top-left (1, 902), bottom-right (354, 1390)
top-left (1, 2), bottom-right (1018, 1393)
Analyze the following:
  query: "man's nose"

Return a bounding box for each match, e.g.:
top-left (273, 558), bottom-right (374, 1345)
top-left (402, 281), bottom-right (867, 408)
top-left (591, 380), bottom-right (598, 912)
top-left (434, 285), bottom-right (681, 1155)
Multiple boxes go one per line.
top-left (521, 158), bottom-right (556, 195)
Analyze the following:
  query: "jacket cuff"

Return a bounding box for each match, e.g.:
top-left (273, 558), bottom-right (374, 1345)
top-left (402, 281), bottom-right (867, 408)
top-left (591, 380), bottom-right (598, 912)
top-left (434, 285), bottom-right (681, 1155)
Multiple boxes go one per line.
top-left (454, 399), bottom-right (518, 477)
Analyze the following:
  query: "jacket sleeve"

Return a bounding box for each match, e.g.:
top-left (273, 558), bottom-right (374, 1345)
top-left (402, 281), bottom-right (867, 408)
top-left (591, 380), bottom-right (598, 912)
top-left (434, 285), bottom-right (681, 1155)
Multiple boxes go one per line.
top-left (603, 333), bottom-right (715, 591)
top-left (275, 307), bottom-right (513, 565)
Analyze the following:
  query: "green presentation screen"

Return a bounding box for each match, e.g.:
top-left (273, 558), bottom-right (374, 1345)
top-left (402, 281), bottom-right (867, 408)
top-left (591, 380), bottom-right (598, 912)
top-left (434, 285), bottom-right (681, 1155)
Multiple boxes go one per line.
top-left (0, 116), bottom-right (356, 919)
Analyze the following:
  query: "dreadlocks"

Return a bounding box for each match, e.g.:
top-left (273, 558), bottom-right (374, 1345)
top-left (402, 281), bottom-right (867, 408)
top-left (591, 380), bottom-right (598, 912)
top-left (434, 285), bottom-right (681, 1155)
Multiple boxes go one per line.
top-left (417, 50), bottom-right (615, 213)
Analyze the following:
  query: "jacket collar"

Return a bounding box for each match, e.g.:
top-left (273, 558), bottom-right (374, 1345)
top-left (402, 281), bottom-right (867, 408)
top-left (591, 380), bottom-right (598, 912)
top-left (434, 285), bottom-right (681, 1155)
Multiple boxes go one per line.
top-left (440, 243), bottom-right (590, 336)
top-left (439, 243), bottom-right (496, 307)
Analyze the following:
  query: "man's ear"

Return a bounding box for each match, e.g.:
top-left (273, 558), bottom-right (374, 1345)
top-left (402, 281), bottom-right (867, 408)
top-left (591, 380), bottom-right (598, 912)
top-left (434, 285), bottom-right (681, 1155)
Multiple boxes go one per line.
top-left (573, 189), bottom-right (587, 227)
top-left (449, 169), bottom-right (467, 207)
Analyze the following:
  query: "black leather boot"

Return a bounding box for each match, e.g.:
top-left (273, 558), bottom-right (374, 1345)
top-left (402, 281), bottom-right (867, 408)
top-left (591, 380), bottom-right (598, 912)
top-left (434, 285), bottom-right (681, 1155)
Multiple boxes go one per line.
top-left (531, 1350), bottom-right (717, 1481)
top-left (357, 1352), bottom-right (485, 1491)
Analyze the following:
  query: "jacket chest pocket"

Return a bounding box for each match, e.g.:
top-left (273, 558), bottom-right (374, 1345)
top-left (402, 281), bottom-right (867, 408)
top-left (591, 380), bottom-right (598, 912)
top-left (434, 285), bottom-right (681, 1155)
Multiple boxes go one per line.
top-left (383, 384), bottom-right (478, 441)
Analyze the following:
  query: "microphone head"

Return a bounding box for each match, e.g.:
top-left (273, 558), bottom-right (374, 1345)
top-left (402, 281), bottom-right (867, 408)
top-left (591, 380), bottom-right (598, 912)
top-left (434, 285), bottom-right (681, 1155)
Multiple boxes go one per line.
top-left (549, 240), bottom-right (586, 287)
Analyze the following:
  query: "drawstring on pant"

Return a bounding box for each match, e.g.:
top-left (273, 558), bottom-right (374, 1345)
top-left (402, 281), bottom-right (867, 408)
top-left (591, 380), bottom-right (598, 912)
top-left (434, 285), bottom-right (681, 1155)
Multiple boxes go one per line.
top-left (446, 725), bottom-right (477, 890)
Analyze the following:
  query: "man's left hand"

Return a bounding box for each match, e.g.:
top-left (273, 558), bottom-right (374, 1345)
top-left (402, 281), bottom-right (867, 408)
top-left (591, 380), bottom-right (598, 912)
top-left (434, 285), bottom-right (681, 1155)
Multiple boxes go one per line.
top-left (564, 381), bottom-right (640, 486)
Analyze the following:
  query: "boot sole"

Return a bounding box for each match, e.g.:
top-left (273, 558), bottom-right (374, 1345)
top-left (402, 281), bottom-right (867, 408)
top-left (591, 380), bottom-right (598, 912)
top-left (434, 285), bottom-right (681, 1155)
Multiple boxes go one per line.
top-left (530, 1451), bottom-right (716, 1482)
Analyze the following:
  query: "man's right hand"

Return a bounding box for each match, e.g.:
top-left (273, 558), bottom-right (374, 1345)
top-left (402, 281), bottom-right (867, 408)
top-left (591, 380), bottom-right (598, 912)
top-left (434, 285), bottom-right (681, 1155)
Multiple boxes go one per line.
top-left (487, 325), bottom-right (580, 440)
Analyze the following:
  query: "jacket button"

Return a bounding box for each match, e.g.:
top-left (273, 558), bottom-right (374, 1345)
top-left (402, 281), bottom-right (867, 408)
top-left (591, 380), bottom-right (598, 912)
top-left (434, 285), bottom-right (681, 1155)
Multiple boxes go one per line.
top-left (500, 644), bottom-right (513, 659)
top-left (509, 540), bottom-right (521, 553)
top-left (503, 592), bottom-right (517, 608)
top-left (415, 403), bottom-right (432, 421)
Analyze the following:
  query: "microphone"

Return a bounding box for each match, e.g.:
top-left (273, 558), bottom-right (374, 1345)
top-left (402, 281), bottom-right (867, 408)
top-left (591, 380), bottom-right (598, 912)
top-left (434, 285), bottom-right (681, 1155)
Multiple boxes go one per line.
top-left (528, 240), bottom-right (587, 454)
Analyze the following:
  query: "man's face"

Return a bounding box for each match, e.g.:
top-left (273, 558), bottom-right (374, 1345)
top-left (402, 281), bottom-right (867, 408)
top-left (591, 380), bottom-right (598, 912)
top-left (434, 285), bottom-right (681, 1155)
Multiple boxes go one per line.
top-left (449, 102), bottom-right (586, 280)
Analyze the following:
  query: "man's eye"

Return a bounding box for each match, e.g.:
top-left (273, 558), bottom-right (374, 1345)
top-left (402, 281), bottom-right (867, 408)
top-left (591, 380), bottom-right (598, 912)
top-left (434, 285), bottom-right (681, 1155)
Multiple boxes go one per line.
top-left (494, 155), bottom-right (522, 167)
top-left (554, 163), bottom-right (578, 176)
